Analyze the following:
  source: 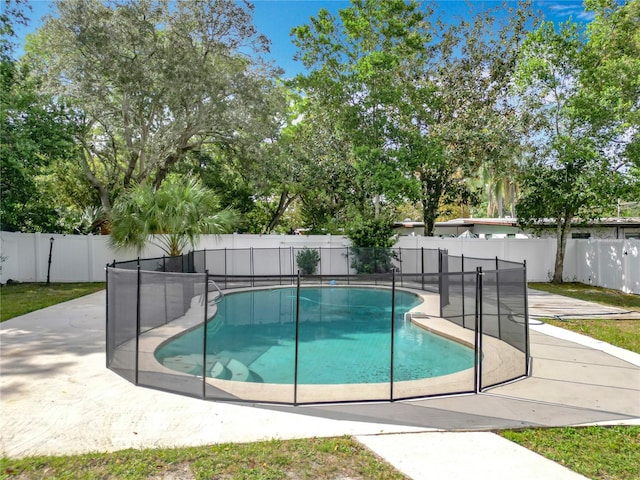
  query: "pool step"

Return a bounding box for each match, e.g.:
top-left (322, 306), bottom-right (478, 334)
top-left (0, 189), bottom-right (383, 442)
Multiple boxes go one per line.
top-left (224, 358), bottom-right (250, 382)
top-left (161, 354), bottom-right (255, 382)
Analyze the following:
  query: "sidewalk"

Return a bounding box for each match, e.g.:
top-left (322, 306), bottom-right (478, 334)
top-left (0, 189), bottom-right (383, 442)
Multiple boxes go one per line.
top-left (1, 288), bottom-right (639, 479)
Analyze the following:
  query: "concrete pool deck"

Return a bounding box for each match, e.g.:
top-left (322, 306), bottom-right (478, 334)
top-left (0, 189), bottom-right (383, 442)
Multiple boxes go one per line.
top-left (1, 288), bottom-right (639, 479)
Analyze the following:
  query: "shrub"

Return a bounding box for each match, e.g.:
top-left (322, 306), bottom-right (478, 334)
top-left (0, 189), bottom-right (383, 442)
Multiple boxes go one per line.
top-left (296, 248), bottom-right (321, 275)
top-left (347, 218), bottom-right (396, 273)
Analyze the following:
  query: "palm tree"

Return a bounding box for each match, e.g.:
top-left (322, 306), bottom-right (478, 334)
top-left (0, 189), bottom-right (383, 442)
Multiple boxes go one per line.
top-left (109, 175), bottom-right (238, 256)
top-left (481, 151), bottom-right (522, 218)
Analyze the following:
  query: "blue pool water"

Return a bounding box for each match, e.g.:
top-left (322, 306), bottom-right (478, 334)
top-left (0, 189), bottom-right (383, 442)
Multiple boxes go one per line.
top-left (155, 287), bottom-right (475, 384)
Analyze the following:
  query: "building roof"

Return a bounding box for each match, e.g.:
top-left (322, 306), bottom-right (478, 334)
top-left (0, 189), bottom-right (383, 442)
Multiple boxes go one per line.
top-left (395, 217), bottom-right (640, 228)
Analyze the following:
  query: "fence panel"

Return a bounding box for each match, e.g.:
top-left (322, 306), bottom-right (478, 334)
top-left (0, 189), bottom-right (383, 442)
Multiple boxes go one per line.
top-left (295, 282), bottom-right (392, 403)
top-left (6, 232), bottom-right (638, 292)
top-left (204, 286), bottom-right (296, 403)
top-left (106, 268), bottom-right (139, 383)
top-left (569, 239), bottom-right (640, 294)
top-left (480, 267), bottom-right (528, 390)
top-left (137, 271), bottom-right (207, 398)
top-left (625, 241), bottom-right (640, 294)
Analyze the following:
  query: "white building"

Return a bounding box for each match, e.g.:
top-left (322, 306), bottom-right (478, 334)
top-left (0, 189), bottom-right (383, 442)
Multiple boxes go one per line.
top-left (394, 217), bottom-right (640, 240)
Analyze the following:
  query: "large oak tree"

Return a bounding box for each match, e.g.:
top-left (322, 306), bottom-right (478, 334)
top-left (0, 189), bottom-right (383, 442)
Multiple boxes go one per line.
top-left (28, 0), bottom-right (285, 211)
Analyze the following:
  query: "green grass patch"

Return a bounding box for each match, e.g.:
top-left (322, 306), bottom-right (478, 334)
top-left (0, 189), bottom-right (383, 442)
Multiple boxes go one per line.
top-left (0, 282), bottom-right (105, 322)
top-left (500, 426), bottom-right (640, 480)
top-left (529, 282), bottom-right (640, 311)
top-left (544, 318), bottom-right (640, 354)
top-left (514, 283), bottom-right (640, 479)
top-left (531, 281), bottom-right (640, 353)
top-left (0, 436), bottom-right (408, 480)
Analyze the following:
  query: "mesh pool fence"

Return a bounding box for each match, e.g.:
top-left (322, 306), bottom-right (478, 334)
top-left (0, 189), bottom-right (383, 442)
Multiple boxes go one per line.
top-left (106, 247), bottom-right (529, 404)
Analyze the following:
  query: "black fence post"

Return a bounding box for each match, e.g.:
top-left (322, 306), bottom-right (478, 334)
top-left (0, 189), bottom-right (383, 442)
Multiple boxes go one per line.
top-left (105, 264), bottom-right (110, 368)
top-left (294, 270), bottom-right (301, 405)
top-left (461, 254), bottom-right (466, 328)
top-left (390, 268), bottom-right (396, 401)
top-left (46, 236), bottom-right (54, 285)
top-left (202, 271), bottom-right (209, 399)
top-left (495, 256), bottom-right (502, 340)
top-left (250, 247), bottom-right (255, 287)
top-left (524, 260), bottom-right (531, 376)
top-left (421, 247), bottom-right (425, 290)
top-left (135, 265), bottom-right (141, 386)
top-left (163, 265), bottom-right (168, 325)
top-left (475, 266), bottom-right (483, 393)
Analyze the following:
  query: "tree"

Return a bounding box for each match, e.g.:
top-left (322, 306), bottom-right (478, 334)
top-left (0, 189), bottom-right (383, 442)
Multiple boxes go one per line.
top-left (267, 94), bottom-right (359, 234)
top-left (579, 0), bottom-right (640, 208)
top-left (291, 0), bottom-right (433, 220)
top-left (29, 0), bottom-right (285, 211)
top-left (1, 0), bottom-right (83, 232)
top-left (109, 175), bottom-right (238, 256)
top-left (292, 0), bottom-right (532, 235)
top-left (514, 20), bottom-right (623, 283)
top-left (177, 90), bottom-right (354, 234)
top-left (394, 4), bottom-right (531, 235)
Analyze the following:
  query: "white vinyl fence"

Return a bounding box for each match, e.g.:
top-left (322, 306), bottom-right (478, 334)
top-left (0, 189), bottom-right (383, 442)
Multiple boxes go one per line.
top-left (564, 239), bottom-right (640, 294)
top-left (1, 231), bottom-right (638, 293)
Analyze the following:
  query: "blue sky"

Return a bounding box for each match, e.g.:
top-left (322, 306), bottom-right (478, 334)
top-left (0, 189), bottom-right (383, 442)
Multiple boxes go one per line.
top-left (13, 0), bottom-right (593, 77)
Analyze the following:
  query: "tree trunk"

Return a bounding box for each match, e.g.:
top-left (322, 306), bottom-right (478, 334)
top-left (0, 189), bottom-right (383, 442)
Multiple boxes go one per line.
top-left (264, 191), bottom-right (296, 234)
top-left (421, 198), bottom-right (436, 237)
top-left (552, 217), bottom-right (570, 283)
top-left (80, 149), bottom-right (112, 211)
top-left (509, 183), bottom-right (516, 217)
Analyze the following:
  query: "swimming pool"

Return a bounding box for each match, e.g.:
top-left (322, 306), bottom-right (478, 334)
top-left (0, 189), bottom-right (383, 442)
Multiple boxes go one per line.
top-left (155, 286), bottom-right (475, 385)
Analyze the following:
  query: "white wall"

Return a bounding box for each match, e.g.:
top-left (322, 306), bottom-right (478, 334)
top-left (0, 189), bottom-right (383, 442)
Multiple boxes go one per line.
top-left (1, 232), bottom-right (637, 292)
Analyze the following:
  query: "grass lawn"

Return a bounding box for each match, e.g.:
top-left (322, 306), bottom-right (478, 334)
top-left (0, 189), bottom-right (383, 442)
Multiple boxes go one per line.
top-left (0, 282), bottom-right (105, 322)
top-left (500, 426), bottom-right (640, 480)
top-left (529, 282), bottom-right (640, 311)
top-left (543, 318), bottom-right (640, 354)
top-left (501, 282), bottom-right (640, 479)
top-left (2, 282), bottom-right (639, 479)
top-left (0, 437), bottom-right (407, 480)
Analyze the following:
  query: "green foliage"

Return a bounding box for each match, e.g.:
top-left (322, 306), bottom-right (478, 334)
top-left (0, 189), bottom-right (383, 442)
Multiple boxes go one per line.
top-left (514, 17), bottom-right (626, 283)
top-left (109, 176), bottom-right (239, 256)
top-left (296, 248), bottom-right (321, 275)
top-left (292, 0), bottom-right (534, 233)
top-left (1, 50), bottom-right (80, 232)
top-left (291, 0), bottom-right (433, 219)
top-left (347, 217), bottom-right (396, 273)
top-left (28, 0), bottom-right (285, 210)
